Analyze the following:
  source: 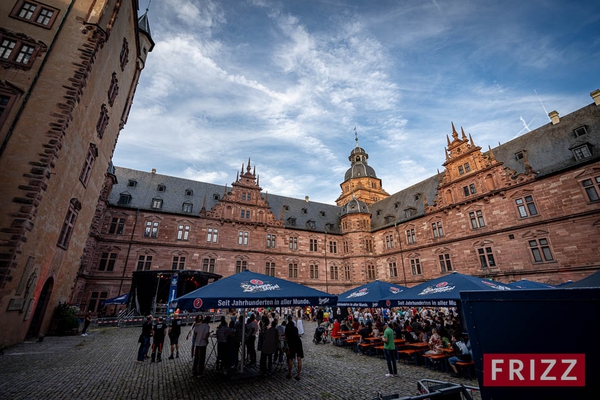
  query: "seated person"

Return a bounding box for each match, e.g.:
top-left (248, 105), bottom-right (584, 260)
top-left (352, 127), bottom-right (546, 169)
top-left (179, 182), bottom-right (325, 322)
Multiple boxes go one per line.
top-left (448, 334), bottom-right (472, 377)
top-left (425, 328), bottom-right (443, 355)
top-left (331, 319), bottom-right (341, 337)
top-left (340, 319), bottom-right (350, 332)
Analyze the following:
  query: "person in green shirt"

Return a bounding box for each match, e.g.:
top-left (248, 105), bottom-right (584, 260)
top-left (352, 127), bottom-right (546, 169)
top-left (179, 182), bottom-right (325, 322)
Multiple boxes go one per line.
top-left (382, 322), bottom-right (397, 377)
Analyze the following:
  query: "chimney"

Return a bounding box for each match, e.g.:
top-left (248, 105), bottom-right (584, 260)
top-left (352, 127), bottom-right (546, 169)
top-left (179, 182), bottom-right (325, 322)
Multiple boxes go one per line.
top-left (151, 168), bottom-right (156, 174)
top-left (591, 89), bottom-right (600, 106)
top-left (305, 196), bottom-right (309, 202)
top-left (548, 110), bottom-right (560, 125)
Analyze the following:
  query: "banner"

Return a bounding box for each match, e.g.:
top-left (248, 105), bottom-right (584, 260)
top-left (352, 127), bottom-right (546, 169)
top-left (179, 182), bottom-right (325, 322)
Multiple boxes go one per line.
top-left (167, 273), bottom-right (178, 314)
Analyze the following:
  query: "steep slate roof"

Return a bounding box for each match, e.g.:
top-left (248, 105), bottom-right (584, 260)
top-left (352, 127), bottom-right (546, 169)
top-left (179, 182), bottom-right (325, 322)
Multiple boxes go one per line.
top-left (109, 99), bottom-right (599, 236)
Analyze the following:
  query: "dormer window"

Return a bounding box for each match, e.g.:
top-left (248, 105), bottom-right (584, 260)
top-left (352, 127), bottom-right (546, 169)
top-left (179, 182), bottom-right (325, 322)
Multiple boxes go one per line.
top-left (404, 207), bottom-right (416, 218)
top-left (414, 193), bottom-right (421, 201)
top-left (384, 215), bottom-right (395, 224)
top-left (376, 210), bottom-right (382, 216)
top-left (283, 205), bottom-right (289, 211)
top-left (118, 193), bottom-right (131, 205)
top-left (319, 211), bottom-right (326, 217)
top-left (213, 194), bottom-right (220, 200)
top-left (573, 126), bottom-right (588, 137)
top-left (394, 202), bottom-right (399, 209)
top-left (185, 189), bottom-right (193, 196)
top-left (307, 220), bottom-right (316, 229)
top-left (127, 179), bottom-right (137, 187)
top-left (325, 223), bottom-right (334, 231)
top-left (157, 184), bottom-right (166, 192)
top-left (182, 202), bottom-right (193, 213)
top-left (287, 217), bottom-right (296, 226)
top-left (515, 151), bottom-right (525, 161)
top-left (301, 208), bottom-right (307, 214)
top-left (151, 198), bottom-right (163, 209)
top-left (571, 143), bottom-right (593, 161)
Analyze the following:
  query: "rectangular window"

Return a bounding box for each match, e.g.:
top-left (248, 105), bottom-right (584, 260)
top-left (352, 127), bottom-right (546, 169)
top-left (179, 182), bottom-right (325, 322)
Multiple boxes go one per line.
top-left (11, 1), bottom-right (58, 28)
top-left (151, 198), bottom-right (163, 209)
top-left (289, 237), bottom-right (298, 250)
top-left (266, 234), bottom-right (276, 248)
top-left (529, 238), bottom-right (554, 263)
top-left (206, 228), bottom-right (218, 243)
top-left (432, 221), bottom-right (444, 238)
top-left (117, 194), bottom-right (131, 205)
top-left (439, 254), bottom-right (453, 273)
top-left (385, 235), bottom-right (395, 249)
top-left (478, 247), bottom-right (496, 268)
top-left (240, 210), bottom-right (250, 219)
top-left (365, 239), bottom-right (373, 252)
top-left (309, 264), bottom-right (319, 279)
top-left (367, 265), bottom-right (376, 280)
top-left (108, 72), bottom-right (119, 106)
top-left (389, 262), bottom-right (398, 278)
top-left (172, 256), bottom-right (186, 270)
top-left (144, 221), bottom-right (159, 238)
top-left (203, 258), bottom-right (216, 273)
top-left (265, 262), bottom-right (275, 276)
top-left (120, 38), bottom-right (129, 70)
top-left (410, 259), bottom-right (422, 275)
top-left (177, 225), bottom-right (190, 241)
top-left (288, 263), bottom-right (298, 278)
top-left (310, 239), bottom-right (318, 252)
top-left (87, 291), bottom-right (108, 313)
top-left (96, 104), bottom-right (109, 138)
top-left (330, 265), bottom-right (339, 280)
top-left (515, 196), bottom-right (538, 218)
top-left (57, 202), bottom-right (78, 249)
top-left (464, 163), bottom-right (471, 172)
top-left (469, 183), bottom-right (476, 194)
top-left (458, 165), bottom-right (464, 175)
top-left (572, 145), bottom-right (592, 160)
top-left (236, 260), bottom-right (247, 273)
top-left (0, 92), bottom-right (17, 129)
top-left (329, 241), bottom-right (337, 254)
top-left (343, 241), bottom-right (349, 253)
top-left (469, 210), bottom-right (485, 229)
top-left (15, 44), bottom-right (34, 64)
top-left (463, 186), bottom-right (470, 197)
top-left (98, 252), bottom-right (117, 272)
top-left (344, 265), bottom-right (351, 280)
top-left (79, 145), bottom-right (96, 186)
top-left (406, 229), bottom-right (416, 244)
top-left (108, 217), bottom-right (125, 235)
top-left (136, 255), bottom-right (152, 271)
top-left (238, 231), bottom-right (248, 246)
top-left (0, 39), bottom-right (16, 60)
top-left (182, 203), bottom-right (193, 213)
top-left (582, 176), bottom-right (600, 202)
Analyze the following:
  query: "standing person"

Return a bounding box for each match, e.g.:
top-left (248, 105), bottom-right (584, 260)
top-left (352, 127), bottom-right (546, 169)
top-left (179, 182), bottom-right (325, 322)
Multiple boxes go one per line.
top-left (215, 316), bottom-right (231, 371)
top-left (81, 311), bottom-right (92, 336)
top-left (233, 317), bottom-right (244, 368)
top-left (192, 316), bottom-right (211, 377)
top-left (274, 320), bottom-right (286, 365)
top-left (168, 315), bottom-right (183, 359)
top-left (137, 315), bottom-right (153, 363)
top-left (245, 314), bottom-right (258, 367)
top-left (260, 320), bottom-right (279, 375)
top-left (186, 316), bottom-right (201, 358)
top-left (296, 315), bottom-right (304, 336)
top-left (382, 322), bottom-right (397, 377)
top-left (316, 308), bottom-right (324, 326)
top-left (151, 317), bottom-right (167, 362)
top-left (285, 315), bottom-right (303, 381)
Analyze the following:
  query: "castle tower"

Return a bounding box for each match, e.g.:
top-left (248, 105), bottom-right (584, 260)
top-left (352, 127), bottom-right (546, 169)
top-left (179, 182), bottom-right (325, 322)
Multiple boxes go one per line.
top-left (336, 131), bottom-right (389, 206)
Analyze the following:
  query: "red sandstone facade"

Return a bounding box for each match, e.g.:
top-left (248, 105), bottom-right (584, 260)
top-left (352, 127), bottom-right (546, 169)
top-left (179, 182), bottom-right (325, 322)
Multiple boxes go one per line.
top-left (73, 92), bottom-right (600, 315)
top-left (0, 0), bottom-right (152, 347)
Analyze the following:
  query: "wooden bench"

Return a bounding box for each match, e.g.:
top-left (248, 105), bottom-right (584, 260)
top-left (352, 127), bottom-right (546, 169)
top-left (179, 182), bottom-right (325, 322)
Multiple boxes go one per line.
top-left (373, 345), bottom-right (385, 358)
top-left (358, 342), bottom-right (373, 356)
top-left (397, 349), bottom-right (418, 365)
top-left (422, 353), bottom-right (448, 372)
top-left (456, 360), bottom-right (475, 379)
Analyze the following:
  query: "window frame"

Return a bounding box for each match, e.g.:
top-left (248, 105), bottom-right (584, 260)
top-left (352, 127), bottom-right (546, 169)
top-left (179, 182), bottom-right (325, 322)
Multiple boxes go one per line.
top-left (529, 238), bottom-right (554, 263)
top-left (107, 72), bottom-right (119, 106)
top-left (406, 228), bottom-right (416, 244)
top-left (367, 264), bottom-right (376, 280)
top-left (177, 225), bottom-right (190, 241)
top-left (439, 254), bottom-right (453, 273)
top-left (172, 256), bottom-right (186, 270)
top-left (410, 258), bottom-right (422, 275)
top-left (79, 144), bottom-right (97, 186)
top-left (238, 231), bottom-right (249, 246)
top-left (57, 199), bottom-right (80, 249)
top-left (10, 0), bottom-right (59, 28)
top-left (203, 258), bottom-right (216, 273)
top-left (432, 221), bottom-right (444, 238)
top-left (265, 261), bottom-right (275, 276)
top-left (288, 263), bottom-right (298, 278)
top-left (309, 238), bottom-right (318, 252)
top-left (96, 104), bottom-right (109, 138)
top-left (108, 217), bottom-right (125, 235)
top-left (389, 262), bottom-right (398, 278)
top-left (136, 255), bottom-right (153, 271)
top-left (0, 33), bottom-right (42, 70)
top-left (515, 195), bottom-right (538, 218)
top-left (266, 234), bottom-right (276, 248)
top-left (581, 176), bottom-right (600, 202)
top-left (98, 252), bottom-right (117, 272)
top-left (289, 236), bottom-right (298, 250)
top-left (144, 221), bottom-right (159, 238)
top-left (469, 210), bottom-right (485, 229)
top-left (478, 247), bottom-right (496, 268)
top-left (309, 264), bottom-right (319, 279)
top-left (206, 228), bottom-right (218, 243)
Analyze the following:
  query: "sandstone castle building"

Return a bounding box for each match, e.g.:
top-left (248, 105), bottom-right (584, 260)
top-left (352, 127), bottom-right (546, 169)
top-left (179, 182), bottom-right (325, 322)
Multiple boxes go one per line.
top-left (0, 0), bottom-right (153, 348)
top-left (74, 91), bottom-right (600, 315)
top-left (1, 1), bottom-right (599, 350)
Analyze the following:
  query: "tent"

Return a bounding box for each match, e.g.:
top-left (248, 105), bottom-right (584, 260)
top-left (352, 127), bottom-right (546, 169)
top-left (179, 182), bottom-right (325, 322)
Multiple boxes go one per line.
top-left (336, 280), bottom-right (408, 308)
top-left (175, 270), bottom-right (337, 311)
top-left (382, 271), bottom-right (513, 307)
top-left (563, 269), bottom-right (600, 288)
top-left (101, 293), bottom-right (129, 305)
top-left (507, 279), bottom-right (556, 289)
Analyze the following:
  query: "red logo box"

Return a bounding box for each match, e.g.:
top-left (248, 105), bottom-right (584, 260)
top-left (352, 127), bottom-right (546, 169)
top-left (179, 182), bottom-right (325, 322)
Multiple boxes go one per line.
top-left (483, 354), bottom-right (585, 387)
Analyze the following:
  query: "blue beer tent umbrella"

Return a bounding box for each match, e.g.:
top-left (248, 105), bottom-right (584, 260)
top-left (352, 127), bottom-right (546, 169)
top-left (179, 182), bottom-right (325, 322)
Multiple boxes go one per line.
top-left (382, 271), bottom-right (513, 307)
top-left (507, 279), bottom-right (556, 289)
top-left (102, 293), bottom-right (129, 305)
top-left (175, 270), bottom-right (337, 311)
top-left (337, 280), bottom-right (408, 308)
top-left (563, 269), bottom-right (600, 288)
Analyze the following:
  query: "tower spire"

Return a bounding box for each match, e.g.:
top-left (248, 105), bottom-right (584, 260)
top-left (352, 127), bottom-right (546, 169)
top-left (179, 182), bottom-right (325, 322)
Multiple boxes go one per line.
top-left (451, 122), bottom-right (459, 140)
top-left (354, 126), bottom-right (359, 147)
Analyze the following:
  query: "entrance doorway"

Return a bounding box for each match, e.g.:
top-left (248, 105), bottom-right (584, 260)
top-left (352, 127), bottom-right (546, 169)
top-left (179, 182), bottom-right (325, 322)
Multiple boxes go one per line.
top-left (26, 277), bottom-right (54, 339)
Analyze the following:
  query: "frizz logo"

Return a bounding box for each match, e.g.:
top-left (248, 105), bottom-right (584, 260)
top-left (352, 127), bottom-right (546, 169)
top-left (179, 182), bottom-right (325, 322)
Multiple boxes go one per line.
top-left (347, 288), bottom-right (369, 298)
top-left (386, 300), bottom-right (391, 307)
top-left (389, 287), bottom-right (402, 294)
top-left (484, 354), bottom-right (585, 387)
top-left (250, 279), bottom-right (263, 285)
top-left (436, 282), bottom-right (449, 288)
top-left (193, 298), bottom-right (203, 309)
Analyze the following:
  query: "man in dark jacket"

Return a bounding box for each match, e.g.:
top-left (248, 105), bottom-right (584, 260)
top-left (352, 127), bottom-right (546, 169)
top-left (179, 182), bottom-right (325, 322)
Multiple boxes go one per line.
top-left (137, 315), bottom-right (153, 362)
top-left (151, 317), bottom-right (167, 362)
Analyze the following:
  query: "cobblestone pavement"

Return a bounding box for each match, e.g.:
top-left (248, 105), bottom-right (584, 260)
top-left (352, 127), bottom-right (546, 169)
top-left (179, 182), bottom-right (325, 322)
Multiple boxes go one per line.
top-left (0, 321), bottom-right (480, 400)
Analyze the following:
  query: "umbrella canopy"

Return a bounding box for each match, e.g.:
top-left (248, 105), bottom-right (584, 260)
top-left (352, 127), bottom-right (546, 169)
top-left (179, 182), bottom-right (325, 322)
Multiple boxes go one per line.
top-left (507, 279), bottom-right (556, 289)
top-left (337, 280), bottom-right (408, 308)
top-left (102, 293), bottom-right (129, 305)
top-left (175, 270), bottom-right (337, 311)
top-left (382, 271), bottom-right (513, 307)
top-left (563, 270), bottom-right (600, 288)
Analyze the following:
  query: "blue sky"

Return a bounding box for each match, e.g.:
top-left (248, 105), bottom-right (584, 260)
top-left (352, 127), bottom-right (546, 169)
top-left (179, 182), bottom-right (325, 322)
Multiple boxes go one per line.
top-left (114, 0), bottom-right (600, 204)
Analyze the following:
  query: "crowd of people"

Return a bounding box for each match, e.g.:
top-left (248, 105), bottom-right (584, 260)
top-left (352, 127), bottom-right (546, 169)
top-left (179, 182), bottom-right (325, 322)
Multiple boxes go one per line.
top-left (135, 305), bottom-right (472, 380)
